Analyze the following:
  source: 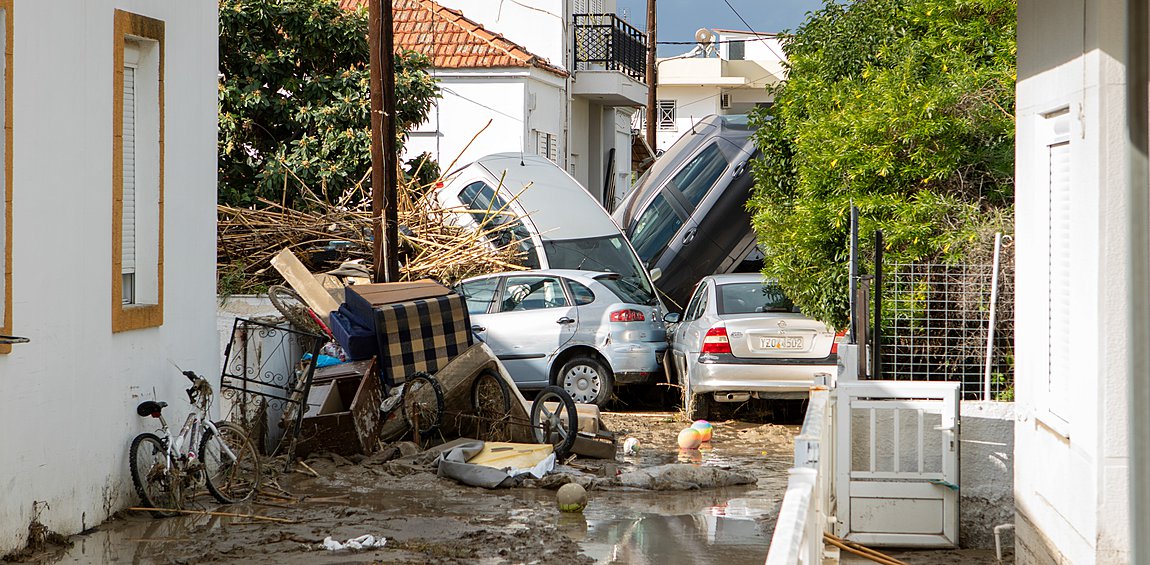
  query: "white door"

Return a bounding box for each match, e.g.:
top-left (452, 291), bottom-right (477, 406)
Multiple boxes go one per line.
top-left (835, 381), bottom-right (960, 547)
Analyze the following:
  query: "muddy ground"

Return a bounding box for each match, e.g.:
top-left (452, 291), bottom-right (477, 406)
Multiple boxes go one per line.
top-left (17, 405), bottom-right (1007, 564)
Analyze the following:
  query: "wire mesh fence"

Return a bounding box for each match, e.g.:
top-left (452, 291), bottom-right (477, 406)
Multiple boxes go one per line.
top-left (879, 250), bottom-right (1014, 400)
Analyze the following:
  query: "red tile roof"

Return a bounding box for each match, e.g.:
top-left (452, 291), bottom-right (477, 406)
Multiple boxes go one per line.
top-left (339, 0), bottom-right (568, 77)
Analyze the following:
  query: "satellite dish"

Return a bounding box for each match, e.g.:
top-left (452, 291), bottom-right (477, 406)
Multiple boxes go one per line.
top-left (694, 28), bottom-right (714, 46)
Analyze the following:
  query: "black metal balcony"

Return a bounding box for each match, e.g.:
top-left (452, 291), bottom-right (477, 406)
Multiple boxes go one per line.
top-left (574, 14), bottom-right (647, 83)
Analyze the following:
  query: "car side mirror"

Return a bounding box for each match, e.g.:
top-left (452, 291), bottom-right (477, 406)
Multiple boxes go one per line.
top-left (663, 312), bottom-right (680, 324)
top-left (649, 267), bottom-right (662, 282)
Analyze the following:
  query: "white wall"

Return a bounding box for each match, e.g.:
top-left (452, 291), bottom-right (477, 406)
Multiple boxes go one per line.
top-left (654, 85), bottom-right (721, 152)
top-left (406, 70), bottom-right (569, 173)
top-left (1014, 0), bottom-right (1130, 562)
top-left (0, 0), bottom-right (218, 553)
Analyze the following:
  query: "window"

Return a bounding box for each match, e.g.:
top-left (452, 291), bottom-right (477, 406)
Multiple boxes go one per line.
top-left (683, 283), bottom-right (708, 322)
top-left (536, 131), bottom-right (558, 162)
top-left (566, 280), bottom-right (596, 306)
top-left (456, 278), bottom-right (499, 315)
top-left (671, 143), bottom-right (728, 209)
top-left (457, 181), bottom-right (540, 269)
top-left (499, 276), bottom-right (568, 312)
top-left (728, 40), bottom-right (745, 61)
top-left (628, 194), bottom-right (684, 265)
top-left (112, 10), bottom-right (164, 332)
top-left (657, 100), bottom-right (676, 131)
top-left (717, 282), bottom-right (794, 315)
top-left (0, 1), bottom-right (10, 353)
top-left (1044, 108), bottom-right (1072, 426)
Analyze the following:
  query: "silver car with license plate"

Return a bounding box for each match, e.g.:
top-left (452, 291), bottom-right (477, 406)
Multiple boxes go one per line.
top-left (455, 269), bottom-right (667, 408)
top-left (665, 273), bottom-right (838, 420)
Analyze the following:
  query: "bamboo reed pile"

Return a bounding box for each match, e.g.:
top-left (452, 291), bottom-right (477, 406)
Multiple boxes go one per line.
top-left (217, 174), bottom-right (529, 293)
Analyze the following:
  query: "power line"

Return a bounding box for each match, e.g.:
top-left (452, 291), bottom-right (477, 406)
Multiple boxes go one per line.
top-left (719, 0), bottom-right (788, 62)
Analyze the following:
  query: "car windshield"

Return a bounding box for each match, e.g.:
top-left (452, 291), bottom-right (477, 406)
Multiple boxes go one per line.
top-left (458, 181), bottom-right (540, 269)
top-left (716, 282), bottom-right (795, 315)
top-left (542, 235), bottom-right (657, 305)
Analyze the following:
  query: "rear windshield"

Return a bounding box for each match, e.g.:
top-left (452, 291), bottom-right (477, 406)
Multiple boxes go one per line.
top-left (542, 235), bottom-right (657, 305)
top-left (458, 181), bottom-right (540, 269)
top-left (716, 282), bottom-right (794, 315)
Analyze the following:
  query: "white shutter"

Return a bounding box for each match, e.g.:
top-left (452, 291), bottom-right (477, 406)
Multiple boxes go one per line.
top-left (574, 0), bottom-right (588, 13)
top-left (590, 0), bottom-right (604, 13)
top-left (122, 64), bottom-right (136, 276)
top-left (1047, 139), bottom-right (1071, 421)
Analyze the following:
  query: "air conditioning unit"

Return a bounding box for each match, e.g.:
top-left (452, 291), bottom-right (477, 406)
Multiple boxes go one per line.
top-left (720, 92), bottom-right (731, 110)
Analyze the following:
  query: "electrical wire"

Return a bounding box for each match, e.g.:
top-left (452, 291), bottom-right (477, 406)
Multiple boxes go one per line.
top-left (719, 0), bottom-right (789, 62)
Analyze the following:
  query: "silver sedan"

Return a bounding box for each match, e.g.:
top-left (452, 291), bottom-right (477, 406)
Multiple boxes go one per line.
top-left (455, 269), bottom-right (667, 407)
top-left (665, 273), bottom-right (838, 420)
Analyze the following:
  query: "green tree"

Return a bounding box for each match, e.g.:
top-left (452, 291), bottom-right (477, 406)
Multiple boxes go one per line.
top-left (749, 0), bottom-right (1016, 327)
top-left (218, 0), bottom-right (439, 209)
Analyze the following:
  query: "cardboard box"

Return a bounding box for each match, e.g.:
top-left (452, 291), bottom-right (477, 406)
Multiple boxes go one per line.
top-left (345, 280), bottom-right (452, 332)
top-left (295, 359), bottom-right (383, 457)
top-left (373, 293), bottom-right (472, 387)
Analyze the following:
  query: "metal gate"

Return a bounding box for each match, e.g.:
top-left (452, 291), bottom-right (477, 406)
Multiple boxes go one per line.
top-left (834, 381), bottom-right (960, 547)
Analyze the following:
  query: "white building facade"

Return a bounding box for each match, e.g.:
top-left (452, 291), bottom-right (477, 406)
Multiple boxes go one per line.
top-left (384, 0), bottom-right (647, 210)
top-left (650, 29), bottom-right (786, 152)
top-left (0, 0), bottom-right (218, 554)
top-left (1014, 0), bottom-right (1142, 562)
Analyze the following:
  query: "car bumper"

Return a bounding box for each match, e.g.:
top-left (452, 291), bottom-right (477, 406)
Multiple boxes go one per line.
top-left (605, 341), bottom-right (667, 385)
top-left (689, 353), bottom-right (836, 395)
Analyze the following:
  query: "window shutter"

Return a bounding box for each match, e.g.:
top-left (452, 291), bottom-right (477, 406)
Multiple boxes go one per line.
top-left (1047, 139), bottom-right (1071, 420)
top-left (122, 64), bottom-right (136, 276)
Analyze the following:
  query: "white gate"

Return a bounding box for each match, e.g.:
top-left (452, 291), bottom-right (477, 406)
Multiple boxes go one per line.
top-left (835, 381), bottom-right (960, 547)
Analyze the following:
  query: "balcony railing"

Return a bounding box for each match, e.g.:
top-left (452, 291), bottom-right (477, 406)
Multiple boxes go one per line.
top-left (573, 14), bottom-right (646, 83)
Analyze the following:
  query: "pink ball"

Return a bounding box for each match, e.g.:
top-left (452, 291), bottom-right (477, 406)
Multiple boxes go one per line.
top-left (691, 420), bottom-right (713, 442)
top-left (677, 427), bottom-right (703, 449)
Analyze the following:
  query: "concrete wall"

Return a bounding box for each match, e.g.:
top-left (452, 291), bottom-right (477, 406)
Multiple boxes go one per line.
top-left (0, 0), bottom-right (218, 554)
top-left (1014, 0), bottom-right (1131, 562)
top-left (959, 402), bottom-right (1015, 549)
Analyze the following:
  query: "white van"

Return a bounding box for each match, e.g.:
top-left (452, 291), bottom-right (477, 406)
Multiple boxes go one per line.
top-left (435, 152), bottom-right (663, 312)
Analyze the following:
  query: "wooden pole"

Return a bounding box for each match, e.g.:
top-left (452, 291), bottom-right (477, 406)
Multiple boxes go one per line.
top-left (380, 0), bottom-right (400, 282)
top-left (645, 0), bottom-right (657, 151)
top-left (368, 0), bottom-right (401, 283)
top-left (368, 0), bottom-right (385, 283)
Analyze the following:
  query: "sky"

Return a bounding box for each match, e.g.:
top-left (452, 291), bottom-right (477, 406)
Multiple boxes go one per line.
top-left (614, 0), bottom-right (826, 56)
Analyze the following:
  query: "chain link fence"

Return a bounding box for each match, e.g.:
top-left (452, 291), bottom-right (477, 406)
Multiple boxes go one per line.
top-left (878, 242), bottom-right (1014, 400)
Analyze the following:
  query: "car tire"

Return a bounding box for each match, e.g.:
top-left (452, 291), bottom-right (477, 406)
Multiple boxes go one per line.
top-left (557, 355), bottom-right (613, 408)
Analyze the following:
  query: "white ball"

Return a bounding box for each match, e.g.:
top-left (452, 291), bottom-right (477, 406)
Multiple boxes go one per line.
top-left (623, 437), bottom-right (640, 454)
top-left (556, 483), bottom-right (588, 512)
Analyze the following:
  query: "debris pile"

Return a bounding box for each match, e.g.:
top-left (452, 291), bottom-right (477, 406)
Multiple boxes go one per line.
top-left (217, 179), bottom-right (527, 293)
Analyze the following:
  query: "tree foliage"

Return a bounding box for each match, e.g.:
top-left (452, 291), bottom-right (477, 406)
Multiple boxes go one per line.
top-left (219, 0), bottom-right (439, 209)
top-left (749, 0), bottom-right (1016, 327)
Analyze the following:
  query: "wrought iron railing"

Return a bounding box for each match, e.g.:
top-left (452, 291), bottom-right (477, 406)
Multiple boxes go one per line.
top-left (573, 13), bottom-right (646, 82)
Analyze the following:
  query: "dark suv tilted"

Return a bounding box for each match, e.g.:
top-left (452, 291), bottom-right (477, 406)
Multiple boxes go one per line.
top-left (613, 114), bottom-right (760, 311)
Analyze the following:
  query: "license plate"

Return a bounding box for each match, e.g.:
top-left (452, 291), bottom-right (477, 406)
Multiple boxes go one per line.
top-left (759, 336), bottom-right (803, 350)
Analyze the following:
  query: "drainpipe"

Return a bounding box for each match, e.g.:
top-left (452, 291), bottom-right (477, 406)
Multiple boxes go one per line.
top-left (1126, 0), bottom-right (1150, 562)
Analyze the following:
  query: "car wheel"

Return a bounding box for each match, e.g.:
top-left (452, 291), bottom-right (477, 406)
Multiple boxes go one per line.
top-left (558, 355), bottom-right (613, 408)
top-left (680, 360), bottom-right (710, 421)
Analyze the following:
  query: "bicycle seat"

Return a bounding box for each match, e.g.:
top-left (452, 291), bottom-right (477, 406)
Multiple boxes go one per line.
top-left (136, 400), bottom-right (168, 417)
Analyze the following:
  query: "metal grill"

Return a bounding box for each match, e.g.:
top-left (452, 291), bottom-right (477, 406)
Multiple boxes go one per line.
top-left (573, 14), bottom-right (647, 82)
top-left (880, 257), bottom-right (1014, 400)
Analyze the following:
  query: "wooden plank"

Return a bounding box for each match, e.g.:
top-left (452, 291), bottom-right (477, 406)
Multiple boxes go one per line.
top-left (270, 248), bottom-right (341, 325)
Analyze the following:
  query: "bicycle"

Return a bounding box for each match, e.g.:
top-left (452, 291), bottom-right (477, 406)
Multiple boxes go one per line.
top-left (129, 370), bottom-right (261, 517)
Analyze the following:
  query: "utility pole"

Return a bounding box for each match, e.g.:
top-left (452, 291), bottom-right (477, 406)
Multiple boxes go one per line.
top-left (368, 0), bottom-right (401, 283)
top-left (645, 0), bottom-right (657, 151)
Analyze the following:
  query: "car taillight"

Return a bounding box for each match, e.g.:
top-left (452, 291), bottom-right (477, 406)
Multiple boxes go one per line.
top-left (701, 326), bottom-right (731, 354)
top-left (610, 309), bottom-right (646, 322)
top-left (830, 330), bottom-right (847, 354)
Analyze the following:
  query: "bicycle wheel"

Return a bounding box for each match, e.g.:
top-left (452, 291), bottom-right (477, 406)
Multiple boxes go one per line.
top-left (529, 386), bottom-right (578, 457)
top-left (129, 433), bottom-right (179, 517)
top-left (471, 369), bottom-right (513, 440)
top-left (401, 372), bottom-right (445, 440)
top-left (200, 421), bottom-right (262, 504)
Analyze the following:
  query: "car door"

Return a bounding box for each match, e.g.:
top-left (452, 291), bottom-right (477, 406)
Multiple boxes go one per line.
top-left (671, 281), bottom-right (711, 381)
top-left (473, 274), bottom-right (578, 388)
